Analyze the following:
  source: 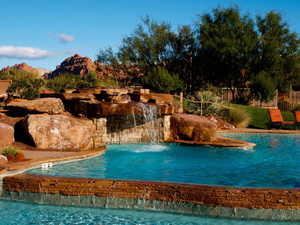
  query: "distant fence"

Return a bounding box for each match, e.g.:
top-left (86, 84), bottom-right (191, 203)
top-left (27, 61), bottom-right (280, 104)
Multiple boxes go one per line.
top-left (216, 88), bottom-right (278, 109)
top-left (277, 91), bottom-right (300, 111)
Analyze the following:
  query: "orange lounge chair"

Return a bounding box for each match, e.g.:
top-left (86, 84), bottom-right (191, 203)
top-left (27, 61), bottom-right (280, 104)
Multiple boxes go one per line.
top-left (295, 111), bottom-right (300, 123)
top-left (268, 109), bottom-right (294, 125)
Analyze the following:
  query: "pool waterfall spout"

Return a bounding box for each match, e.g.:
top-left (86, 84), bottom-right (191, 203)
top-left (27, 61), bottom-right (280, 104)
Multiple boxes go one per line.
top-left (136, 103), bottom-right (161, 143)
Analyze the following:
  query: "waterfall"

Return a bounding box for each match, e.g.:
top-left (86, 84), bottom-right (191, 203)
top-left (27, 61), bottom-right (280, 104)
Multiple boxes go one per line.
top-left (136, 103), bottom-right (161, 143)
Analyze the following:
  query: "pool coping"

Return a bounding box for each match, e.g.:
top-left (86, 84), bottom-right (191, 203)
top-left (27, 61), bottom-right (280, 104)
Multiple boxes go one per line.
top-left (3, 174), bottom-right (300, 221)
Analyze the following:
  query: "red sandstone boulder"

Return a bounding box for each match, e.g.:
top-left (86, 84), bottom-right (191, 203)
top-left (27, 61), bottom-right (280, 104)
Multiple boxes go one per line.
top-left (22, 114), bottom-right (95, 151)
top-left (0, 122), bottom-right (14, 148)
top-left (6, 98), bottom-right (65, 115)
top-left (207, 116), bottom-right (235, 130)
top-left (170, 114), bottom-right (217, 142)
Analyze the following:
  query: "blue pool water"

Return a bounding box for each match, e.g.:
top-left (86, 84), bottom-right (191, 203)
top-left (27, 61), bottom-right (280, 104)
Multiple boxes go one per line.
top-left (0, 199), bottom-right (298, 225)
top-left (29, 133), bottom-right (300, 188)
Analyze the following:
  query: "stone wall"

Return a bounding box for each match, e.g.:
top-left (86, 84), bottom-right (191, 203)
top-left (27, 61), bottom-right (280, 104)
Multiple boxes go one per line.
top-left (93, 115), bottom-right (171, 145)
top-left (4, 174), bottom-right (300, 220)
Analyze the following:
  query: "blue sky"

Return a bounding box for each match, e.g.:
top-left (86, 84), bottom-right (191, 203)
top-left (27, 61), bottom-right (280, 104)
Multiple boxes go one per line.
top-left (0, 0), bottom-right (300, 70)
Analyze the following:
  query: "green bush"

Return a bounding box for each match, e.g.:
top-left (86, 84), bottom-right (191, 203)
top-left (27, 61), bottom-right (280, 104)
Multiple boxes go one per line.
top-left (1, 146), bottom-right (19, 157)
top-left (142, 67), bottom-right (183, 93)
top-left (250, 71), bottom-right (277, 103)
top-left (46, 73), bottom-right (81, 92)
top-left (0, 69), bottom-right (44, 100)
top-left (214, 104), bottom-right (251, 128)
top-left (97, 78), bottom-right (120, 88)
top-left (46, 72), bottom-right (99, 92)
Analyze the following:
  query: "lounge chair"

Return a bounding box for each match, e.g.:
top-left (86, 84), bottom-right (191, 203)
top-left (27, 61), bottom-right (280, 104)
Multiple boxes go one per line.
top-left (268, 109), bottom-right (294, 125)
top-left (294, 111), bottom-right (300, 123)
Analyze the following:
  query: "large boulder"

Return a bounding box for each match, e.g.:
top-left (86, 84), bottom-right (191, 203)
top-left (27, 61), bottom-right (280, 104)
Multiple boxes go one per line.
top-left (170, 114), bottom-right (217, 142)
top-left (0, 122), bottom-right (14, 148)
top-left (21, 114), bottom-right (95, 151)
top-left (6, 98), bottom-right (65, 115)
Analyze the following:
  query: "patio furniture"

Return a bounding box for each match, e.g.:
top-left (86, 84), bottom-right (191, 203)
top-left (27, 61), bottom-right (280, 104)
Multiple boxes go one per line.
top-left (268, 109), bottom-right (294, 125)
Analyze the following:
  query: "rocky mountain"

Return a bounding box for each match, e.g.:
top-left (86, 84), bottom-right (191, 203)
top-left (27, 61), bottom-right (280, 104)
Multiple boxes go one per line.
top-left (45, 54), bottom-right (143, 80)
top-left (0, 63), bottom-right (49, 76)
top-left (45, 54), bottom-right (97, 79)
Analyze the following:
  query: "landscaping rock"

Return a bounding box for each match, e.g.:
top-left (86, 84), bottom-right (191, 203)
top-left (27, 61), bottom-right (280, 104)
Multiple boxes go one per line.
top-left (207, 116), bottom-right (235, 130)
top-left (6, 98), bottom-right (65, 115)
top-left (21, 114), bottom-right (95, 151)
top-left (0, 155), bottom-right (8, 164)
top-left (170, 114), bottom-right (217, 142)
top-left (0, 122), bottom-right (14, 148)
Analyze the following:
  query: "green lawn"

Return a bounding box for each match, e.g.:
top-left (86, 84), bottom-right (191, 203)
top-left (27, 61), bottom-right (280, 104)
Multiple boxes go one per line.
top-left (230, 104), bottom-right (295, 129)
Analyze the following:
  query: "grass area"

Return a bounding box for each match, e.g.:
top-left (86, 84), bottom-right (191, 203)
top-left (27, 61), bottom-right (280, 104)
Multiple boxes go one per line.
top-left (230, 104), bottom-right (295, 129)
top-left (230, 104), bottom-right (269, 129)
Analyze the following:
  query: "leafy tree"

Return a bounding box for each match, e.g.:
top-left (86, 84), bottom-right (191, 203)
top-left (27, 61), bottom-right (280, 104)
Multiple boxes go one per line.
top-left (250, 71), bottom-right (277, 103)
top-left (196, 7), bottom-right (258, 100)
top-left (256, 11), bottom-right (300, 91)
top-left (141, 67), bottom-right (183, 93)
top-left (118, 16), bottom-right (176, 69)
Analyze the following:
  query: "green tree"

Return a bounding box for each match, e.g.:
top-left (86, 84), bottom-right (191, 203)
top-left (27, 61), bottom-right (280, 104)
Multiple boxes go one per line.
top-left (256, 11), bottom-right (300, 91)
top-left (97, 17), bottom-right (196, 92)
top-left (250, 71), bottom-right (277, 103)
top-left (141, 67), bottom-right (183, 93)
top-left (196, 7), bottom-right (258, 100)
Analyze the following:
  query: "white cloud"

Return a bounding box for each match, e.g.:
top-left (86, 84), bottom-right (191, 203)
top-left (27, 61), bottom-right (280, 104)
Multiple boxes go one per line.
top-left (0, 46), bottom-right (52, 59)
top-left (58, 34), bottom-right (75, 43)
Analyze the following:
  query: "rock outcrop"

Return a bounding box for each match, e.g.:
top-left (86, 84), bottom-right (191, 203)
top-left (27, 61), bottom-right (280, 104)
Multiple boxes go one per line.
top-left (0, 122), bottom-right (14, 148)
top-left (44, 54), bottom-right (143, 80)
top-left (21, 114), bottom-right (95, 151)
top-left (170, 114), bottom-right (217, 142)
top-left (0, 63), bottom-right (49, 76)
top-left (6, 98), bottom-right (65, 116)
top-left (45, 54), bottom-right (97, 79)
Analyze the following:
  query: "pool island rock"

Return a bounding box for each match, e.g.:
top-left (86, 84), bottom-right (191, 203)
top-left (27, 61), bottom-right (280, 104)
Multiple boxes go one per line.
top-left (0, 88), bottom-right (255, 151)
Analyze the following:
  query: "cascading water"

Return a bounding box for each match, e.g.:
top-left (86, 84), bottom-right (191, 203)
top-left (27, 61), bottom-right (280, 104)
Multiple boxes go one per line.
top-left (135, 103), bottom-right (161, 143)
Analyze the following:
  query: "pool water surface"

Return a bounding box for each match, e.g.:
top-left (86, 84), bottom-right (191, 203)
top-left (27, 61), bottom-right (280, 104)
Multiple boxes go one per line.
top-left (29, 133), bottom-right (300, 188)
top-left (0, 200), bottom-right (299, 225)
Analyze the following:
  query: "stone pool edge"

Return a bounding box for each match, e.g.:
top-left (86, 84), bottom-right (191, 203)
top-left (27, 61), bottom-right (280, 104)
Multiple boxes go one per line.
top-left (3, 173), bottom-right (300, 221)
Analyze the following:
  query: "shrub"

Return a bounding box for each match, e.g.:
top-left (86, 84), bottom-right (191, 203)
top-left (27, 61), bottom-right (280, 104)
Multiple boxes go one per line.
top-left (0, 69), bottom-right (45, 100)
top-left (46, 72), bottom-right (100, 92)
top-left (250, 71), bottom-right (277, 103)
top-left (1, 146), bottom-right (25, 162)
top-left (46, 73), bottom-right (81, 92)
top-left (142, 67), bottom-right (183, 93)
top-left (227, 107), bottom-right (251, 128)
top-left (2, 146), bottom-right (19, 157)
top-left (215, 105), bottom-right (251, 128)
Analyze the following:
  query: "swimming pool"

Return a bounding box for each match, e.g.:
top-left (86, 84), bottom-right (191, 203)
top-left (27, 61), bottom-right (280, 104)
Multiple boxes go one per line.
top-left (29, 133), bottom-right (300, 188)
top-left (0, 199), bottom-right (298, 225)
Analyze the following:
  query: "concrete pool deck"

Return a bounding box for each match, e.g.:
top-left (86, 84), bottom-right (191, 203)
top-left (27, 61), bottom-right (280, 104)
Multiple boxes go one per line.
top-left (0, 143), bottom-right (106, 175)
